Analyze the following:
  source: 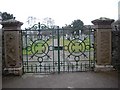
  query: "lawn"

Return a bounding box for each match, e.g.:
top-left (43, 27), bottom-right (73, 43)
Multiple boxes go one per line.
top-left (23, 37), bottom-right (94, 55)
top-left (23, 39), bottom-right (51, 55)
top-left (60, 37), bottom-right (94, 52)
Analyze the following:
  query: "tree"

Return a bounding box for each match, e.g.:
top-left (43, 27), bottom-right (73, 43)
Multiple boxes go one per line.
top-left (42, 17), bottom-right (55, 28)
top-left (0, 12), bottom-right (15, 21)
top-left (71, 19), bottom-right (84, 35)
top-left (27, 16), bottom-right (37, 28)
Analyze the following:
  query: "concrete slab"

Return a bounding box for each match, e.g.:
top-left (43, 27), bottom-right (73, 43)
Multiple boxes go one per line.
top-left (2, 71), bottom-right (118, 88)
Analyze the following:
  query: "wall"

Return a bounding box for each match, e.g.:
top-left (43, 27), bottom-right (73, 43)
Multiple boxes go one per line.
top-left (0, 28), bottom-right (2, 89)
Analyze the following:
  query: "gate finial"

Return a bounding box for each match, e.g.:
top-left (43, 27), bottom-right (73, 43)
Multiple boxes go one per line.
top-left (38, 22), bottom-right (40, 29)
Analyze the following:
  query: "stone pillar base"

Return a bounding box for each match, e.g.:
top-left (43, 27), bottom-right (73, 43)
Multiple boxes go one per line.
top-left (4, 67), bottom-right (23, 76)
top-left (94, 65), bottom-right (115, 72)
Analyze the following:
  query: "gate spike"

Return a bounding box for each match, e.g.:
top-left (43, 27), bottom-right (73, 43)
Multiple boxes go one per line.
top-left (35, 64), bottom-right (37, 73)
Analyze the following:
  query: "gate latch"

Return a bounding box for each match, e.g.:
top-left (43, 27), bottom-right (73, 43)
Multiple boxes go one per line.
top-left (54, 46), bottom-right (63, 50)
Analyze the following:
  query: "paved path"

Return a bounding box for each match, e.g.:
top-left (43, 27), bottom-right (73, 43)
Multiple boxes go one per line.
top-left (2, 71), bottom-right (118, 88)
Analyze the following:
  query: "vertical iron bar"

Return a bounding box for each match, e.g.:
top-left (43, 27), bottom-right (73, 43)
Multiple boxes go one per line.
top-left (35, 64), bottom-right (37, 73)
top-left (57, 26), bottom-right (60, 73)
top-left (76, 62), bottom-right (78, 71)
top-left (24, 62), bottom-right (27, 72)
top-left (52, 29), bottom-right (55, 72)
top-left (93, 29), bottom-right (96, 68)
top-left (62, 27), bottom-right (65, 71)
top-left (38, 22), bottom-right (41, 39)
top-left (88, 27), bottom-right (91, 69)
top-left (38, 22), bottom-right (41, 29)
top-left (81, 63), bottom-right (82, 71)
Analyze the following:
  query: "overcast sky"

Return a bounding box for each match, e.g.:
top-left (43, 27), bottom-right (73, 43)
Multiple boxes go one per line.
top-left (0, 0), bottom-right (119, 28)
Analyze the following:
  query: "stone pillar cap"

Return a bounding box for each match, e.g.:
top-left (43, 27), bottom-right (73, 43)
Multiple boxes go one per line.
top-left (0, 19), bottom-right (23, 27)
top-left (113, 19), bottom-right (120, 25)
top-left (91, 17), bottom-right (115, 25)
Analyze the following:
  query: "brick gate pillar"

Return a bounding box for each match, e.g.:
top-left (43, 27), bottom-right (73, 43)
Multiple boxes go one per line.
top-left (91, 17), bottom-right (114, 71)
top-left (1, 19), bottom-right (23, 75)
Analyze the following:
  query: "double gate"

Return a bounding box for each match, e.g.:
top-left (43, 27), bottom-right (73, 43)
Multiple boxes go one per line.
top-left (22, 23), bottom-right (95, 74)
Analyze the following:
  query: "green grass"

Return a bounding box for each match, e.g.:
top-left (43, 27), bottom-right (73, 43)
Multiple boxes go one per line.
top-left (23, 39), bottom-right (51, 55)
top-left (61, 37), bottom-right (94, 52)
top-left (23, 37), bottom-right (94, 55)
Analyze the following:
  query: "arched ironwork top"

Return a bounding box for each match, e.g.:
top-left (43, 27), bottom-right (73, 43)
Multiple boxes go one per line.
top-left (26, 22), bottom-right (50, 30)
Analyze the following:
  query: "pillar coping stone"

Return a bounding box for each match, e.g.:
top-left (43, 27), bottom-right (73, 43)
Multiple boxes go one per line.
top-left (113, 19), bottom-right (120, 25)
top-left (0, 19), bottom-right (23, 28)
top-left (91, 17), bottom-right (115, 26)
top-left (111, 19), bottom-right (120, 31)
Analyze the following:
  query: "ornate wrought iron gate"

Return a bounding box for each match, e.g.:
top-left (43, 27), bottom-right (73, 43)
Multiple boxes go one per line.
top-left (22, 23), bottom-right (95, 74)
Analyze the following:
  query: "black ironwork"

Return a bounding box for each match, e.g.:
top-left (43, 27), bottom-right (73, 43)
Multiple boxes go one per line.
top-left (22, 23), bottom-right (95, 74)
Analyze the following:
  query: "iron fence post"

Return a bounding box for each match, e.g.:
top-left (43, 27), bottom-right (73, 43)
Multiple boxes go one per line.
top-left (57, 26), bottom-right (60, 73)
